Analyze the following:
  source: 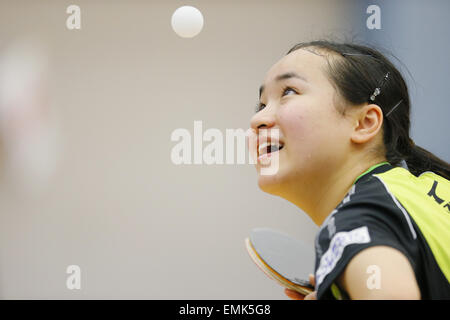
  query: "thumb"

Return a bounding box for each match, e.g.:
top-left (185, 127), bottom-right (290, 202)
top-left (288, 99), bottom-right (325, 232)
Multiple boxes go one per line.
top-left (304, 291), bottom-right (317, 300)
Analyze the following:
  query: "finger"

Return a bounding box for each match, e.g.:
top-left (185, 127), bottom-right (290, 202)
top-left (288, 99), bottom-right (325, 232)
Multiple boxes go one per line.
top-left (304, 291), bottom-right (317, 300)
top-left (309, 274), bottom-right (315, 287)
top-left (284, 288), bottom-right (305, 300)
top-left (285, 289), bottom-right (305, 300)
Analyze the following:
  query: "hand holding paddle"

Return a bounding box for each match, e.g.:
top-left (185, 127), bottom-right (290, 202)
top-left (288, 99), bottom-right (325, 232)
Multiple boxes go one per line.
top-left (284, 274), bottom-right (317, 300)
top-left (245, 228), bottom-right (315, 297)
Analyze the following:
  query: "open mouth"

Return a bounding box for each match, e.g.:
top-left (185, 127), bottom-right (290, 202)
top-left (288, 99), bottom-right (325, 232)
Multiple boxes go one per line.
top-left (258, 141), bottom-right (284, 157)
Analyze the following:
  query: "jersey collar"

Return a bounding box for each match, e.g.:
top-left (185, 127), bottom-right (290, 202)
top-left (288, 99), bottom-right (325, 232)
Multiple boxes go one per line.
top-left (352, 161), bottom-right (392, 185)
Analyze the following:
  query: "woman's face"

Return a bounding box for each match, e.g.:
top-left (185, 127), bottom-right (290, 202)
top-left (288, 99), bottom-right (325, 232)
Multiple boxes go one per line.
top-left (249, 48), bottom-right (354, 198)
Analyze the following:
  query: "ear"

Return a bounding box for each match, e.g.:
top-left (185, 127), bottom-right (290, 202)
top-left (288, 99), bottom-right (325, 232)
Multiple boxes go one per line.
top-left (350, 104), bottom-right (383, 144)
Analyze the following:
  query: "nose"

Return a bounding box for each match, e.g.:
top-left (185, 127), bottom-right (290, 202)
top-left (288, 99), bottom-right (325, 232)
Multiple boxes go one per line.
top-left (250, 107), bottom-right (276, 131)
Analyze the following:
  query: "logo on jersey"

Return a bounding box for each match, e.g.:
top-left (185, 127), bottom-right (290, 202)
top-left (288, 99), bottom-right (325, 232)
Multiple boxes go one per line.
top-left (427, 180), bottom-right (450, 213)
top-left (316, 226), bottom-right (371, 289)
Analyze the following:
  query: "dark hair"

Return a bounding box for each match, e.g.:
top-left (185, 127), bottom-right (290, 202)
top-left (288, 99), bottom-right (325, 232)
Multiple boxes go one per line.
top-left (287, 40), bottom-right (450, 180)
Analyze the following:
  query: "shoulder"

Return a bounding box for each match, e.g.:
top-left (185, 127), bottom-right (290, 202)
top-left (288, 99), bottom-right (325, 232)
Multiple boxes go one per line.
top-left (320, 169), bottom-right (418, 242)
top-left (314, 168), bottom-right (420, 299)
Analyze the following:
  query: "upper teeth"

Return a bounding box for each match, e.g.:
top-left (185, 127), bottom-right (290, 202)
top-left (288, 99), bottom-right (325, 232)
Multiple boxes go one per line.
top-left (258, 142), bottom-right (283, 156)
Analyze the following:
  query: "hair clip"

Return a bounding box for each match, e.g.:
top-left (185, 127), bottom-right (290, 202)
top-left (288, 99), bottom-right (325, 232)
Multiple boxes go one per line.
top-left (385, 99), bottom-right (403, 117)
top-left (370, 87), bottom-right (381, 101)
top-left (370, 72), bottom-right (390, 101)
top-left (341, 52), bottom-right (373, 57)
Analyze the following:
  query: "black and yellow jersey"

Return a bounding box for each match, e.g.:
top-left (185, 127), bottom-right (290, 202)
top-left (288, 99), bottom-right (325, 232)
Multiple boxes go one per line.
top-left (314, 161), bottom-right (450, 300)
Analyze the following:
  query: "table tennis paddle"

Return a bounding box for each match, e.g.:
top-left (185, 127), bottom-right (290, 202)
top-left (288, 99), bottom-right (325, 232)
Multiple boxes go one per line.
top-left (245, 228), bottom-right (315, 295)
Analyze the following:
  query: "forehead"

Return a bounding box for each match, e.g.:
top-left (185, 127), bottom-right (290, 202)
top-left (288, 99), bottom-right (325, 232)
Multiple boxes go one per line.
top-left (263, 48), bottom-right (329, 85)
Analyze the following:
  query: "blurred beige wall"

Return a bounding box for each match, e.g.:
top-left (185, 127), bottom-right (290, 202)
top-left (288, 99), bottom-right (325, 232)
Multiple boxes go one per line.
top-left (0, 0), bottom-right (355, 299)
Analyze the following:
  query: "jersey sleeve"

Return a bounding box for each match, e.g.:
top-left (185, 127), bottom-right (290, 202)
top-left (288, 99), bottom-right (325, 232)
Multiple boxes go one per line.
top-left (314, 183), bottom-right (419, 300)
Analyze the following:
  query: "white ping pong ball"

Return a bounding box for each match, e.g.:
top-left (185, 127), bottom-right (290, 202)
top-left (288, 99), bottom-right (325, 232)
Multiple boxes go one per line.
top-left (171, 6), bottom-right (204, 38)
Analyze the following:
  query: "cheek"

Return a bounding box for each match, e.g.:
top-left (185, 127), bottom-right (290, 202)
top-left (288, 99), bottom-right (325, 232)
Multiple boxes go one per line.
top-left (278, 104), bottom-right (316, 144)
top-left (278, 102), bottom-right (338, 163)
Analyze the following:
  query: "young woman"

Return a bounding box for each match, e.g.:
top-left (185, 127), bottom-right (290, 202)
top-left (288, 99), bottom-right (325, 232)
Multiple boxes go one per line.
top-left (248, 40), bottom-right (450, 300)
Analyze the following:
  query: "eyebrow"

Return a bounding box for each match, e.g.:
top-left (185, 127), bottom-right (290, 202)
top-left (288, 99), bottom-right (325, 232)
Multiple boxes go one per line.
top-left (259, 72), bottom-right (308, 98)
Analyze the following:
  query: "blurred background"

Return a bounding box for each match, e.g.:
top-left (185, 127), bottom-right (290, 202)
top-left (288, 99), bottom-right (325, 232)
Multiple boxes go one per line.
top-left (0, 0), bottom-right (448, 299)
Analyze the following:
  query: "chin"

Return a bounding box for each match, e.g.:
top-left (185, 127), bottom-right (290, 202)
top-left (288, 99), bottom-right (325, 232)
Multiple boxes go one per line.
top-left (256, 170), bottom-right (285, 196)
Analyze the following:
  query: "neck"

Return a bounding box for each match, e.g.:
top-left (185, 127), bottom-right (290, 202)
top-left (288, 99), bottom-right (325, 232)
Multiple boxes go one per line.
top-left (284, 157), bottom-right (388, 226)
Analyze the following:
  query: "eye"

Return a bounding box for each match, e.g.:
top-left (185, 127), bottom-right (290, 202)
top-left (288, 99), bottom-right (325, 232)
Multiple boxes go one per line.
top-left (282, 87), bottom-right (297, 96)
top-left (255, 87), bottom-right (298, 113)
top-left (255, 102), bottom-right (266, 113)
